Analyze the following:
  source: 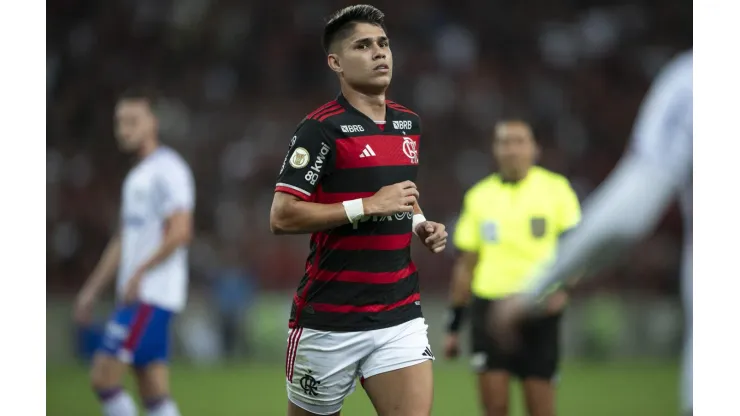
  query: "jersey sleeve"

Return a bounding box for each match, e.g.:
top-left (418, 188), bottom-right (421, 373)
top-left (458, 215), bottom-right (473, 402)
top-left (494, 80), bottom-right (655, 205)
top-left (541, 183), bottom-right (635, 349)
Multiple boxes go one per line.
top-left (453, 192), bottom-right (481, 253)
top-left (156, 157), bottom-right (195, 217)
top-left (275, 120), bottom-right (334, 201)
top-left (556, 179), bottom-right (581, 234)
top-left (628, 52), bottom-right (693, 183)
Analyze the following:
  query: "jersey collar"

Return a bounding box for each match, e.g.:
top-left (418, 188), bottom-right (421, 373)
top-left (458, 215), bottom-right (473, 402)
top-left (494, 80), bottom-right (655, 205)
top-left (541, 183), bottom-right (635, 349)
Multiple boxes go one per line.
top-left (336, 93), bottom-right (395, 133)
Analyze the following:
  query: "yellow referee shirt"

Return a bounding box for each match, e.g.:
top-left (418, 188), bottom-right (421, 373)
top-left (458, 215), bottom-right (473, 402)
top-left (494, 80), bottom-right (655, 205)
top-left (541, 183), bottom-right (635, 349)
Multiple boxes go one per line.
top-left (453, 166), bottom-right (581, 299)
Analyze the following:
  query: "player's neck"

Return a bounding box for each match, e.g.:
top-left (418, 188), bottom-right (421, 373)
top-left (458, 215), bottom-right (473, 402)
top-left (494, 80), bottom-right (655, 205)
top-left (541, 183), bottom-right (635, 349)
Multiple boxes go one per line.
top-left (341, 85), bottom-right (387, 121)
top-left (137, 139), bottom-right (159, 160)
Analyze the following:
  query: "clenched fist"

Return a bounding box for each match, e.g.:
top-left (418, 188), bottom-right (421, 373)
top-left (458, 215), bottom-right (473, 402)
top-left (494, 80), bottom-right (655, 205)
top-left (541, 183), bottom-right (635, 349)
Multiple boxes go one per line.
top-left (363, 181), bottom-right (419, 216)
top-left (415, 221), bottom-right (448, 253)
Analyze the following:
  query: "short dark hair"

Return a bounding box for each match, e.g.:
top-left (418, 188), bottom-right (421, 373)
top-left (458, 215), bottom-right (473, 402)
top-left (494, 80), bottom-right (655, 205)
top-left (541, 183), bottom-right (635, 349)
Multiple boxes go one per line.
top-left (118, 87), bottom-right (160, 110)
top-left (322, 4), bottom-right (386, 53)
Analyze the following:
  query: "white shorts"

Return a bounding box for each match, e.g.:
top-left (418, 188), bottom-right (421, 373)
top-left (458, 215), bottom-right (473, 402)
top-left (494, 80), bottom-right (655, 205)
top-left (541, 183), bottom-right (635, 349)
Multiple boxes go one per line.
top-left (285, 318), bottom-right (434, 415)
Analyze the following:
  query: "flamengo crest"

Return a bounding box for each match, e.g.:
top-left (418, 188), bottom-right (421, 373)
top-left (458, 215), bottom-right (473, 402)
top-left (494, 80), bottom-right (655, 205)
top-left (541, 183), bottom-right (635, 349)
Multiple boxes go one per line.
top-left (402, 137), bottom-right (418, 164)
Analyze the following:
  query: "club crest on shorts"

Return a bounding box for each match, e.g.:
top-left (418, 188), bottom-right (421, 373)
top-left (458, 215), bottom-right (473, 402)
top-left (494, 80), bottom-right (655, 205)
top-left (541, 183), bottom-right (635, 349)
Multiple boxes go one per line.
top-left (289, 147), bottom-right (310, 169)
top-left (530, 217), bottom-right (547, 238)
top-left (299, 369), bottom-right (320, 396)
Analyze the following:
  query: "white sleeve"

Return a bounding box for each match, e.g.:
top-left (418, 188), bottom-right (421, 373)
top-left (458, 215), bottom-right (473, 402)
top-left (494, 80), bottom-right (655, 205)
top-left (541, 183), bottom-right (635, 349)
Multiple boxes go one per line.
top-left (628, 51), bottom-right (693, 184)
top-left (156, 157), bottom-right (195, 217)
top-left (523, 52), bottom-right (693, 300)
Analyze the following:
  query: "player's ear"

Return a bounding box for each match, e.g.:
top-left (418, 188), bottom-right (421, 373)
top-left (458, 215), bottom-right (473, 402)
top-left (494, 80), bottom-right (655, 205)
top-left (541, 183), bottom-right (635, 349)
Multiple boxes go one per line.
top-left (327, 54), bottom-right (343, 74)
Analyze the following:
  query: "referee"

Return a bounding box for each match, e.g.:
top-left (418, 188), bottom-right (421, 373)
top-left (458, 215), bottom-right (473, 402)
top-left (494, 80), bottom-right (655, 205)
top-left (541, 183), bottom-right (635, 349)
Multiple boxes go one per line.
top-left (444, 121), bottom-right (581, 416)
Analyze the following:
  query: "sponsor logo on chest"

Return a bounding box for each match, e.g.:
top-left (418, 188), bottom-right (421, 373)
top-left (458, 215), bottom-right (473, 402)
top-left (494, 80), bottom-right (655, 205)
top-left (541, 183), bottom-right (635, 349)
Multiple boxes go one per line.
top-left (347, 136), bottom-right (419, 165)
top-left (393, 120), bottom-right (413, 130)
top-left (340, 124), bottom-right (365, 133)
top-left (352, 212), bottom-right (413, 229)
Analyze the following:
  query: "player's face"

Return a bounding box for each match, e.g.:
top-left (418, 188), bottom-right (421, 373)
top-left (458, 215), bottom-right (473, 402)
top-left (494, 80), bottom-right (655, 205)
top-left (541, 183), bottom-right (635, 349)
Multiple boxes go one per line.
top-left (331, 23), bottom-right (393, 91)
top-left (493, 124), bottom-right (537, 172)
top-left (114, 99), bottom-right (157, 152)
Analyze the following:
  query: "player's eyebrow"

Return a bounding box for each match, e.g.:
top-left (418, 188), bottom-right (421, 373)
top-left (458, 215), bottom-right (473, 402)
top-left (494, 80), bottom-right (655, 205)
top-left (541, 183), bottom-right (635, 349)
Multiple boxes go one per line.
top-left (351, 36), bottom-right (389, 45)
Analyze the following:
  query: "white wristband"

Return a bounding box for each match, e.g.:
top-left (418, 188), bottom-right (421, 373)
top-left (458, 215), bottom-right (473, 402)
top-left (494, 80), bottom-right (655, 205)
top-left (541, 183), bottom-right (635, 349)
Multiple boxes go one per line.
top-left (342, 199), bottom-right (365, 223)
top-left (412, 214), bottom-right (427, 235)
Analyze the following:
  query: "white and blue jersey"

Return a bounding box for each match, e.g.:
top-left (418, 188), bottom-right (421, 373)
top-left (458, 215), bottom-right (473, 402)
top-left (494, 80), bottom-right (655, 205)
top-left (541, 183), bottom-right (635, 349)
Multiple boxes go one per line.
top-left (99, 146), bottom-right (195, 367)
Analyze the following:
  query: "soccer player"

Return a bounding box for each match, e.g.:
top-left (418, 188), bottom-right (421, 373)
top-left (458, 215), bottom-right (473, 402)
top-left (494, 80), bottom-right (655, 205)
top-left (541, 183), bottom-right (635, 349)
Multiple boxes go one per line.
top-left (74, 88), bottom-right (195, 416)
top-left (445, 121), bottom-right (581, 416)
top-left (269, 5), bottom-right (447, 416)
top-left (492, 50), bottom-right (693, 416)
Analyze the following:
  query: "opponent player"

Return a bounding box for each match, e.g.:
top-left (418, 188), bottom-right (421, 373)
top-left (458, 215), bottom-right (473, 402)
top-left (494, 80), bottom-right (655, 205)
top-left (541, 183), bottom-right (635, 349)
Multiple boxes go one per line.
top-left (270, 5), bottom-right (447, 416)
top-left (492, 50), bottom-right (693, 415)
top-left (74, 88), bottom-right (195, 416)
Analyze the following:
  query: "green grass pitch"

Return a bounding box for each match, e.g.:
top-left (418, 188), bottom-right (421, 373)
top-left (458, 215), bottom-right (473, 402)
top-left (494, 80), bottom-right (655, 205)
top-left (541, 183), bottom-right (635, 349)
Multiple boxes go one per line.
top-left (47, 360), bottom-right (679, 415)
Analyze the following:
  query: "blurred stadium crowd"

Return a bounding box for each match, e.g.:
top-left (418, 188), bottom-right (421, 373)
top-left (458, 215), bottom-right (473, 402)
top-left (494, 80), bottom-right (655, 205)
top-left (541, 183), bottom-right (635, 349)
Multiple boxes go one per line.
top-left (47, 0), bottom-right (691, 299)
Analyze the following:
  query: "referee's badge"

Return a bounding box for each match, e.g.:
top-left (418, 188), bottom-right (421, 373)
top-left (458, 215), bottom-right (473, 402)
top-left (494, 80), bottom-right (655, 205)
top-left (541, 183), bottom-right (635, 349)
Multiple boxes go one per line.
top-left (481, 221), bottom-right (498, 242)
top-left (530, 217), bottom-right (547, 238)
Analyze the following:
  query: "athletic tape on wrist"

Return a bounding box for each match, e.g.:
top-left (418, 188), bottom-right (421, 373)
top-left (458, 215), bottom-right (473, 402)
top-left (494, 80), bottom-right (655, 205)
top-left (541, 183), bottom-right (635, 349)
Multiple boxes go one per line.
top-left (412, 214), bottom-right (427, 235)
top-left (342, 199), bottom-right (365, 223)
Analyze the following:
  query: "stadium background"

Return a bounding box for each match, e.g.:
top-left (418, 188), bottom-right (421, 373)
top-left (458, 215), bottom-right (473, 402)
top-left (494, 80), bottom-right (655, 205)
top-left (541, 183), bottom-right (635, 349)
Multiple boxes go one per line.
top-left (46, 0), bottom-right (691, 414)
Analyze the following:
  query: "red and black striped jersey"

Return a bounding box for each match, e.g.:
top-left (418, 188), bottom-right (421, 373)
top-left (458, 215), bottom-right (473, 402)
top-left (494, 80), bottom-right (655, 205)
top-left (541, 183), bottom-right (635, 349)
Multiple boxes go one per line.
top-left (275, 94), bottom-right (423, 331)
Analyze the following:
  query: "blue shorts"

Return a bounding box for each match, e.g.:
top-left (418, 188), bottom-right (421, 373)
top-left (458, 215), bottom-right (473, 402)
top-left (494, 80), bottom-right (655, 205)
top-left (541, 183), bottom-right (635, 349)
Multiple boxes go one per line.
top-left (97, 303), bottom-right (174, 368)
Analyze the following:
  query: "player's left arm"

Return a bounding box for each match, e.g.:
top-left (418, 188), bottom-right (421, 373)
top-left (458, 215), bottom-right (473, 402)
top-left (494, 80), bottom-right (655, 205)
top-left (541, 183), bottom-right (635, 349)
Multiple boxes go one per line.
top-left (522, 58), bottom-right (692, 303)
top-left (408, 120), bottom-right (447, 252)
top-left (136, 161), bottom-right (196, 275)
top-left (137, 213), bottom-right (193, 273)
top-left (411, 202), bottom-right (447, 253)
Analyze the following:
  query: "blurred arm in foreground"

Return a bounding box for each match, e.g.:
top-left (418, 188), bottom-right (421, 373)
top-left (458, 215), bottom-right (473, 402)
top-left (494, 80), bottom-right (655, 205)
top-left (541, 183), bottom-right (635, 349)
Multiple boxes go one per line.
top-left (492, 51), bottom-right (693, 341)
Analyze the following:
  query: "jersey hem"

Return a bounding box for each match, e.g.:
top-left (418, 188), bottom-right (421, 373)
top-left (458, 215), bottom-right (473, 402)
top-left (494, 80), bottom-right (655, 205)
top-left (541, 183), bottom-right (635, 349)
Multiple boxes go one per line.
top-left (289, 311), bottom-right (423, 332)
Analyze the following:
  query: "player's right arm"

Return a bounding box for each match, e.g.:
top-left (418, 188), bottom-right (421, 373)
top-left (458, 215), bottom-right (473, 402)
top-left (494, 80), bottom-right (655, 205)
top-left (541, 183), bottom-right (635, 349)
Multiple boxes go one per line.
top-left (74, 233), bottom-right (121, 324)
top-left (271, 191), bottom-right (353, 234)
top-left (270, 120), bottom-right (418, 234)
top-left (444, 191), bottom-right (480, 357)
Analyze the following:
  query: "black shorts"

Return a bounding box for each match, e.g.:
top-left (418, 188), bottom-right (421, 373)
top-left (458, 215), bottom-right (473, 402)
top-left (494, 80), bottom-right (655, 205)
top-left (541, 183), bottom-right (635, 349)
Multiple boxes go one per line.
top-left (470, 296), bottom-right (561, 380)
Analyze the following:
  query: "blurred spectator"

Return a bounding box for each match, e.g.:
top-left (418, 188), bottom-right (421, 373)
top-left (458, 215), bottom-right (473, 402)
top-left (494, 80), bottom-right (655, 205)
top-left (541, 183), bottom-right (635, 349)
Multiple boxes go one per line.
top-left (210, 247), bottom-right (256, 359)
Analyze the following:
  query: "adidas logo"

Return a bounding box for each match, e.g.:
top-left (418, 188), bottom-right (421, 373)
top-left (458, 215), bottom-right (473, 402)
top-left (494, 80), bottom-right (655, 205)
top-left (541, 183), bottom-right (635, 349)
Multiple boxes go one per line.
top-left (422, 346), bottom-right (434, 358)
top-left (359, 144), bottom-right (377, 158)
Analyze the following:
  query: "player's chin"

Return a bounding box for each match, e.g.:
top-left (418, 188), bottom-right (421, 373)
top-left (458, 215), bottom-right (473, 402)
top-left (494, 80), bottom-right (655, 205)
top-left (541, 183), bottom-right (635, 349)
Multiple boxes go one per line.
top-left (366, 74), bottom-right (392, 88)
